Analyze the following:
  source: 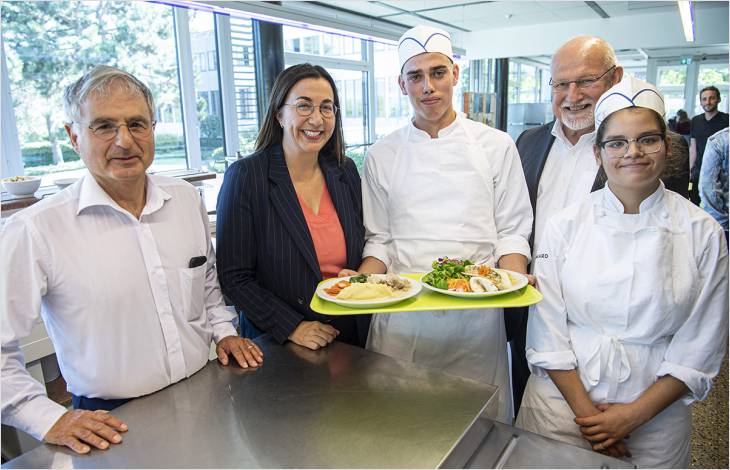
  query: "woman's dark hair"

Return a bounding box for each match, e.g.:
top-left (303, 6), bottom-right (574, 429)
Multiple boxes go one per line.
top-left (594, 107), bottom-right (679, 183)
top-left (255, 63), bottom-right (346, 164)
top-left (676, 109), bottom-right (689, 122)
top-left (596, 107), bottom-right (667, 144)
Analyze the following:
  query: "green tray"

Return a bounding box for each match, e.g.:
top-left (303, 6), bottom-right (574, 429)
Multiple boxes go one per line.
top-left (310, 273), bottom-right (543, 316)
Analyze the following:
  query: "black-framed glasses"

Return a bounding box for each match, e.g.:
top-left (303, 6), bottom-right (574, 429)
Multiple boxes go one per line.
top-left (284, 102), bottom-right (338, 118)
top-left (75, 120), bottom-right (156, 141)
top-left (598, 133), bottom-right (665, 158)
top-left (549, 65), bottom-right (616, 91)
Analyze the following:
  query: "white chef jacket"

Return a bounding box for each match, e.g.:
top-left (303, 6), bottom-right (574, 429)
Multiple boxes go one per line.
top-left (362, 114), bottom-right (533, 422)
top-left (533, 120), bottom-right (599, 257)
top-left (517, 183), bottom-right (728, 467)
top-left (1, 172), bottom-right (237, 440)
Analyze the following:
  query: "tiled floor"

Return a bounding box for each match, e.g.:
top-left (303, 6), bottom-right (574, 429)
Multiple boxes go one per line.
top-left (691, 353), bottom-right (728, 468)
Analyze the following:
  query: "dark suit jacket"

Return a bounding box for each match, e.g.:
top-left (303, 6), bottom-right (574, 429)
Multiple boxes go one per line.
top-left (518, 121), bottom-right (689, 231)
top-left (215, 144), bottom-right (370, 346)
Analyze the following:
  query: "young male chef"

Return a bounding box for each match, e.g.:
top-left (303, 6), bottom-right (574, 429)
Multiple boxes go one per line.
top-left (350, 25), bottom-right (533, 422)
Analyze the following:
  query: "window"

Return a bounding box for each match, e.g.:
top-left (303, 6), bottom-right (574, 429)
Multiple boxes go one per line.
top-left (188, 9), bottom-right (224, 169)
top-left (372, 42), bottom-right (411, 140)
top-left (695, 63), bottom-right (729, 115)
top-left (656, 65), bottom-right (687, 119)
top-left (230, 16), bottom-right (258, 155)
top-left (2, 1), bottom-right (186, 185)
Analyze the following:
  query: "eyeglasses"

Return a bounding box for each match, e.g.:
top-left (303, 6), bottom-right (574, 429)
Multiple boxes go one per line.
top-left (549, 65), bottom-right (616, 91)
top-left (284, 102), bottom-right (338, 118)
top-left (598, 133), bottom-right (665, 158)
top-left (75, 120), bottom-right (156, 141)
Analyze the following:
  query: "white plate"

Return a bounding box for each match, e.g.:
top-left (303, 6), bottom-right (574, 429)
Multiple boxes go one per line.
top-left (316, 275), bottom-right (421, 309)
top-left (419, 269), bottom-right (528, 298)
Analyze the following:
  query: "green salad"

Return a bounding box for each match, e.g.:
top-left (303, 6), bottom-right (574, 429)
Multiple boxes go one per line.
top-left (421, 257), bottom-right (474, 290)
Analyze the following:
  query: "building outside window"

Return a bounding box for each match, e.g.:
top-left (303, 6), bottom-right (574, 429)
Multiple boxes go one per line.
top-left (188, 10), bottom-right (225, 168)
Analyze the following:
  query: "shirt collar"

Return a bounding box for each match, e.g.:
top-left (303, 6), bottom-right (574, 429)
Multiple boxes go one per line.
top-left (551, 119), bottom-right (596, 148)
top-left (77, 171), bottom-right (172, 216)
top-left (603, 180), bottom-right (665, 214)
top-left (409, 111), bottom-right (463, 140)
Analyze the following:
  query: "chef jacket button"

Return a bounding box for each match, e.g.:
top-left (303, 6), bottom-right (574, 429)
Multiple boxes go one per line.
top-left (661, 211), bottom-right (669, 219)
top-left (297, 298), bottom-right (304, 305)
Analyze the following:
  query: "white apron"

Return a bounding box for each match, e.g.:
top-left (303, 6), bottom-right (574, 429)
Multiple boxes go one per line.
top-left (517, 195), bottom-right (697, 468)
top-left (366, 120), bottom-right (512, 423)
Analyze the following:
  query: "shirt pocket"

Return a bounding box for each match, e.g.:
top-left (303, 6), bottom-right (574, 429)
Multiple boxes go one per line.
top-left (179, 265), bottom-right (206, 321)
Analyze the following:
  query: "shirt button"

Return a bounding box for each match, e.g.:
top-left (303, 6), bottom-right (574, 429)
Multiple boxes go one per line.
top-left (661, 211), bottom-right (669, 219)
top-left (297, 298), bottom-right (304, 305)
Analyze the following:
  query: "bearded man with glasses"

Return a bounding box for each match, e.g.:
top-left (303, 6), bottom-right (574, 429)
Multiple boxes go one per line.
top-left (1, 65), bottom-right (263, 455)
top-left (507, 36), bottom-right (690, 417)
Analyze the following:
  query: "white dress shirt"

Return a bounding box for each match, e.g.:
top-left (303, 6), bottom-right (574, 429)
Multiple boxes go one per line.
top-left (1, 172), bottom-right (237, 440)
top-left (533, 121), bottom-right (599, 255)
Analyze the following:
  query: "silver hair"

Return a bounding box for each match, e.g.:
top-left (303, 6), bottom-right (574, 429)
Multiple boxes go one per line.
top-left (63, 65), bottom-right (155, 124)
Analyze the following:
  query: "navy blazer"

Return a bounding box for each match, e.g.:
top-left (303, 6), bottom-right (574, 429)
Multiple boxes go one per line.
top-left (215, 145), bottom-right (370, 346)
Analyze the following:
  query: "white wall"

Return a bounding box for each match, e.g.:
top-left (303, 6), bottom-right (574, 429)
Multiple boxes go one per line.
top-left (464, 4), bottom-right (729, 59)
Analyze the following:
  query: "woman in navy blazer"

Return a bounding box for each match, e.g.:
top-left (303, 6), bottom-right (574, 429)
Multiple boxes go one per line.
top-left (216, 64), bottom-right (370, 349)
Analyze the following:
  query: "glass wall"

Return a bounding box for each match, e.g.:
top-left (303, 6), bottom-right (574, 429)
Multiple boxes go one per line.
top-left (695, 63), bottom-right (729, 115)
top-left (2, 1), bottom-right (186, 185)
top-left (189, 10), bottom-right (225, 170)
top-left (506, 59), bottom-right (552, 140)
top-left (656, 65), bottom-right (687, 119)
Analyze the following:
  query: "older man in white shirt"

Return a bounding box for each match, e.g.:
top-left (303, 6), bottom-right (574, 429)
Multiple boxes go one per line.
top-left (1, 65), bottom-right (263, 454)
top-left (348, 25), bottom-right (533, 423)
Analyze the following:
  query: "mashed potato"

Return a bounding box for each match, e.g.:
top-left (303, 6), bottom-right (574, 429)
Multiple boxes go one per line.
top-left (336, 283), bottom-right (395, 300)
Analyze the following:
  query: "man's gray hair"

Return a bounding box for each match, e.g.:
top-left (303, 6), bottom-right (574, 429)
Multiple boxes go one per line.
top-left (63, 65), bottom-right (155, 124)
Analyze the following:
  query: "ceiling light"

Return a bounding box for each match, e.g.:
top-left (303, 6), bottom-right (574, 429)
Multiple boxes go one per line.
top-left (677, 1), bottom-right (695, 42)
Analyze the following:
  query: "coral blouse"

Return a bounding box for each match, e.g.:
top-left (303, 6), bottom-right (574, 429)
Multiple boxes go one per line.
top-left (297, 185), bottom-right (347, 279)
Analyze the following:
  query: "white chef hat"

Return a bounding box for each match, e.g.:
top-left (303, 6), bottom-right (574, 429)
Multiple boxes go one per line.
top-left (594, 75), bottom-right (665, 130)
top-left (398, 25), bottom-right (453, 71)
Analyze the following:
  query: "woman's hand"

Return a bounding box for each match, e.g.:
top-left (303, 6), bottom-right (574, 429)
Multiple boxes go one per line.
top-left (338, 269), bottom-right (359, 277)
top-left (288, 320), bottom-right (339, 350)
top-left (575, 402), bottom-right (644, 452)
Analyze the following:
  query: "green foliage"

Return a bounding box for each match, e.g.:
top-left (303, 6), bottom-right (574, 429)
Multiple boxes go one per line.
top-left (200, 114), bottom-right (223, 140)
top-left (211, 147), bottom-right (225, 159)
top-left (21, 142), bottom-right (78, 167)
top-left (3, 0), bottom-right (179, 160)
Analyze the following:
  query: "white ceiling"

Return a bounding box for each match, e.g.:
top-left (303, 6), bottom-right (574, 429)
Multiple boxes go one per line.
top-left (313, 0), bottom-right (728, 60)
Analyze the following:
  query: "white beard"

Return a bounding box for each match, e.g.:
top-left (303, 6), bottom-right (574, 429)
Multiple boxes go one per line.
top-left (560, 109), bottom-right (595, 131)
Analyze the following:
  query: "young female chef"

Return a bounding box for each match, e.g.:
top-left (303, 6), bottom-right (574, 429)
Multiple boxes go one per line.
top-left (515, 76), bottom-right (728, 468)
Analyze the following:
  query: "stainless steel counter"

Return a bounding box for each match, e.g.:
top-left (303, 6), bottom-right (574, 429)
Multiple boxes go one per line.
top-left (4, 336), bottom-right (499, 468)
top-left (4, 336), bottom-right (633, 469)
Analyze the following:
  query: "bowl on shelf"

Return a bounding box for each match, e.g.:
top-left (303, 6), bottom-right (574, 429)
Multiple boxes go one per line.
top-left (54, 177), bottom-right (79, 190)
top-left (2, 176), bottom-right (42, 197)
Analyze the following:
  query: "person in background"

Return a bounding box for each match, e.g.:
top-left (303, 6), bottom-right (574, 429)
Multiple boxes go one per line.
top-left (1, 65), bottom-right (263, 455)
top-left (216, 63), bottom-right (370, 351)
top-left (348, 25), bottom-right (533, 424)
top-left (673, 109), bottom-right (691, 137)
top-left (510, 36), bottom-right (689, 412)
top-left (699, 127), bottom-right (729, 238)
top-left (516, 77), bottom-right (728, 467)
top-left (689, 86), bottom-right (729, 205)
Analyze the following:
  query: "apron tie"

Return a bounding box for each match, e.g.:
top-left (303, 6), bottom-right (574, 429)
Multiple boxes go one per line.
top-left (575, 327), bottom-right (632, 400)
